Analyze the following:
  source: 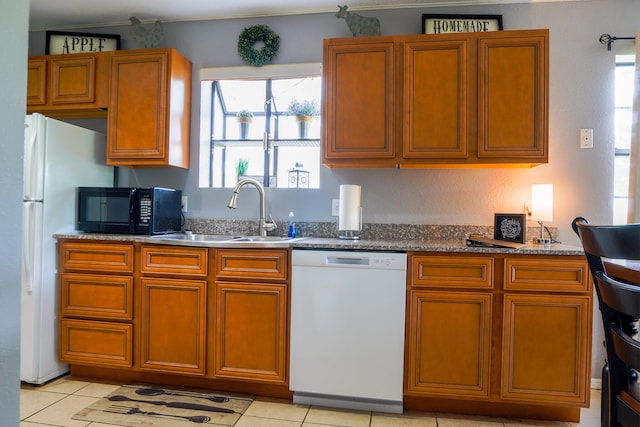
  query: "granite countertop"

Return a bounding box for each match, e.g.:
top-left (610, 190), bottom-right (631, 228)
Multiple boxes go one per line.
top-left (54, 232), bottom-right (585, 255)
top-left (292, 237), bottom-right (584, 255)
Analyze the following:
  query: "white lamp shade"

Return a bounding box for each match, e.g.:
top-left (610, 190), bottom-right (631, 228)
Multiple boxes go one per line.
top-left (531, 184), bottom-right (553, 222)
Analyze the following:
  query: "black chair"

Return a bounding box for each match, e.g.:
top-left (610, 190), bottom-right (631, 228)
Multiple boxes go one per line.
top-left (572, 217), bottom-right (640, 427)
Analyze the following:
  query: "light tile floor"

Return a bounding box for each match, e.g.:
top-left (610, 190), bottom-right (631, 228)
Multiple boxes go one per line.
top-left (20, 376), bottom-right (602, 427)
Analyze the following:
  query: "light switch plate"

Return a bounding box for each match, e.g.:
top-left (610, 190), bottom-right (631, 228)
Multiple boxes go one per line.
top-left (181, 195), bottom-right (188, 213)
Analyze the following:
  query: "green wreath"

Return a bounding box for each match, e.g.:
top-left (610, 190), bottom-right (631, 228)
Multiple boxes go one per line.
top-left (237, 24), bottom-right (280, 67)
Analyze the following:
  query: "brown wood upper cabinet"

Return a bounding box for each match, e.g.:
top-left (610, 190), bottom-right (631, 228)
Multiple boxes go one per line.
top-left (322, 29), bottom-right (549, 168)
top-left (27, 52), bottom-right (111, 118)
top-left (107, 48), bottom-right (192, 168)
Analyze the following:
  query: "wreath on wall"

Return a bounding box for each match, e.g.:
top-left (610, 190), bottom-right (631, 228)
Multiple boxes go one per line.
top-left (237, 24), bottom-right (280, 67)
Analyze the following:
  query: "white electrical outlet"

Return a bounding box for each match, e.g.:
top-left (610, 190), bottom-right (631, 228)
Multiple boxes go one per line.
top-left (331, 199), bottom-right (339, 216)
top-left (181, 195), bottom-right (188, 213)
top-left (580, 128), bottom-right (593, 149)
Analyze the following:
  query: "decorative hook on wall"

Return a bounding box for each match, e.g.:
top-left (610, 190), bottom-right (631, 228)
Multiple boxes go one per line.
top-left (600, 33), bottom-right (636, 51)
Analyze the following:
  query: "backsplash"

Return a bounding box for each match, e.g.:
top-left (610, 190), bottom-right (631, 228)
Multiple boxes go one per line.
top-left (185, 218), bottom-right (557, 243)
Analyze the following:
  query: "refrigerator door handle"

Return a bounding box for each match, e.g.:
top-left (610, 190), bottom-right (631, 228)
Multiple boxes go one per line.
top-left (23, 115), bottom-right (45, 201)
top-left (22, 202), bottom-right (36, 293)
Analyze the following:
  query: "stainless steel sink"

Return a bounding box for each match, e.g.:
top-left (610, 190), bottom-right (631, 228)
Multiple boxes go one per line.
top-left (220, 235), bottom-right (304, 248)
top-left (232, 236), bottom-right (300, 242)
top-left (149, 233), bottom-right (304, 247)
top-left (153, 233), bottom-right (239, 241)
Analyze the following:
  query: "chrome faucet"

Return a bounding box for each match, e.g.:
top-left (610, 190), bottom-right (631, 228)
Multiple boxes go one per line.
top-left (227, 178), bottom-right (277, 237)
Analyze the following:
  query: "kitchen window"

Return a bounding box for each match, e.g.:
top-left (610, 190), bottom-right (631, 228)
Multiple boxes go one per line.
top-left (198, 63), bottom-right (322, 189)
top-left (613, 55), bottom-right (634, 224)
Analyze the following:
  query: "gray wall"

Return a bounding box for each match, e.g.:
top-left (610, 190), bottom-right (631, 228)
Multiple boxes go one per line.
top-left (2, 0), bottom-right (28, 423)
top-left (28, 0), bottom-right (633, 385)
top-left (28, 0), bottom-right (626, 247)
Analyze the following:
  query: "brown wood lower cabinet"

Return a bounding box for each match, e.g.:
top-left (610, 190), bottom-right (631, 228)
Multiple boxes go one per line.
top-left (212, 281), bottom-right (288, 383)
top-left (139, 245), bottom-right (208, 376)
top-left (211, 249), bottom-right (290, 385)
top-left (58, 239), bottom-right (291, 393)
top-left (501, 293), bottom-right (591, 405)
top-left (405, 253), bottom-right (592, 422)
top-left (407, 290), bottom-right (492, 398)
top-left (139, 277), bottom-right (207, 375)
top-left (58, 238), bottom-right (590, 420)
top-left (58, 240), bottom-right (135, 368)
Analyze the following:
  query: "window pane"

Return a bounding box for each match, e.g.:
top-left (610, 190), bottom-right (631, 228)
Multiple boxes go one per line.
top-left (200, 71), bottom-right (321, 189)
top-left (615, 64), bottom-right (634, 109)
top-left (615, 108), bottom-right (632, 150)
top-left (613, 57), bottom-right (635, 224)
top-left (614, 154), bottom-right (629, 197)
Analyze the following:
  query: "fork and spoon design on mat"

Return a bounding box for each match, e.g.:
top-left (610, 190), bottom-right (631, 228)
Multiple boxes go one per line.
top-left (102, 387), bottom-right (237, 424)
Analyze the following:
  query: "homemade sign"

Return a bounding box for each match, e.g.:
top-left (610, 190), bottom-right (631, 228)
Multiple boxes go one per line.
top-left (422, 14), bottom-right (503, 34)
top-left (46, 31), bottom-right (120, 54)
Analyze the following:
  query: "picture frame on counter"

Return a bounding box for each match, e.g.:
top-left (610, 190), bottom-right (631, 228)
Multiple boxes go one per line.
top-left (422, 14), bottom-right (503, 35)
top-left (45, 30), bottom-right (121, 55)
top-left (494, 213), bottom-right (526, 244)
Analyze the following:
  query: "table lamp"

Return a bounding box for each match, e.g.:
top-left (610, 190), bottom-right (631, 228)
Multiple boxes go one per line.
top-left (531, 184), bottom-right (553, 245)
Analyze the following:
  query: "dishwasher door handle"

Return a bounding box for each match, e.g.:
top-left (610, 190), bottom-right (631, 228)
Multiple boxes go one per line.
top-left (326, 256), bottom-right (369, 265)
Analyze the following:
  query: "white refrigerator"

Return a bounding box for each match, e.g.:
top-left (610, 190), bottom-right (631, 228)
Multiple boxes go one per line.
top-left (21, 113), bottom-right (114, 384)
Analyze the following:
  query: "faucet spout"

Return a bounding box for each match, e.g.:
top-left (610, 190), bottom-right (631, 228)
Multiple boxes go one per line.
top-left (227, 178), bottom-right (277, 237)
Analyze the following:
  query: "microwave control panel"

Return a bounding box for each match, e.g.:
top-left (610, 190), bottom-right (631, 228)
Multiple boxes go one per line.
top-left (139, 194), bottom-right (151, 225)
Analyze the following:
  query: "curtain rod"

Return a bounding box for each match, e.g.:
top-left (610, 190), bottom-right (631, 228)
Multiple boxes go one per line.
top-left (600, 33), bottom-right (636, 51)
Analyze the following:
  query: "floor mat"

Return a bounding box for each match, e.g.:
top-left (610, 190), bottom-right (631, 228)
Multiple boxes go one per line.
top-left (72, 384), bottom-right (254, 426)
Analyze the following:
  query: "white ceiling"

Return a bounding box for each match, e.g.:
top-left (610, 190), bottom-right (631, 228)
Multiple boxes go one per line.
top-left (28, 0), bottom-right (578, 31)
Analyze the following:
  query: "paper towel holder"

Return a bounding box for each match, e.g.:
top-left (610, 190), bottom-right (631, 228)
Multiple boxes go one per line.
top-left (337, 207), bottom-right (362, 240)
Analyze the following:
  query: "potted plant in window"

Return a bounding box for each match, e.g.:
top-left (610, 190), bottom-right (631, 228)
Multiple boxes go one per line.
top-left (287, 99), bottom-right (319, 139)
top-left (236, 110), bottom-right (254, 139)
top-left (235, 158), bottom-right (249, 182)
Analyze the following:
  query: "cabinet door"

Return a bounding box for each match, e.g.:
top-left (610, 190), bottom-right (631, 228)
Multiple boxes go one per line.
top-left (50, 56), bottom-right (96, 105)
top-left (406, 290), bottom-right (492, 398)
top-left (213, 281), bottom-right (288, 384)
top-left (27, 59), bottom-right (47, 106)
top-left (477, 31), bottom-right (548, 161)
top-left (108, 51), bottom-right (168, 164)
top-left (108, 49), bottom-right (191, 168)
top-left (404, 36), bottom-right (469, 159)
top-left (322, 38), bottom-right (398, 167)
top-left (140, 277), bottom-right (207, 375)
top-left (501, 294), bottom-right (590, 406)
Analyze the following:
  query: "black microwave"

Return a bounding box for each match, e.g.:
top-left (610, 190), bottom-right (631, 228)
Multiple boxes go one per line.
top-left (76, 187), bottom-right (182, 235)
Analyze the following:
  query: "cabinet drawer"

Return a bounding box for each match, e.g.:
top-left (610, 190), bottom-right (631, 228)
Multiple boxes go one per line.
top-left (216, 249), bottom-right (288, 281)
top-left (141, 245), bottom-right (208, 276)
top-left (411, 255), bottom-right (493, 289)
top-left (60, 241), bottom-right (134, 273)
top-left (60, 273), bottom-right (133, 320)
top-left (59, 318), bottom-right (133, 367)
top-left (504, 258), bottom-right (589, 292)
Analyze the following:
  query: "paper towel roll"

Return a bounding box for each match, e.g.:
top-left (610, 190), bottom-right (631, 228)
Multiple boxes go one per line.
top-left (338, 185), bottom-right (361, 231)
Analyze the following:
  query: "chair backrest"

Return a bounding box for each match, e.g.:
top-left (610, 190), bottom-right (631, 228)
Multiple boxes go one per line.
top-left (572, 217), bottom-right (640, 426)
top-left (572, 216), bottom-right (640, 261)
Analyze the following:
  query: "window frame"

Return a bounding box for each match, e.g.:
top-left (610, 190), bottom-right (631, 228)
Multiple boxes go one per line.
top-left (199, 62), bottom-right (322, 189)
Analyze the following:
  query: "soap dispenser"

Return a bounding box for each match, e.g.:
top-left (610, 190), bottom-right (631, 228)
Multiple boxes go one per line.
top-left (288, 212), bottom-right (297, 238)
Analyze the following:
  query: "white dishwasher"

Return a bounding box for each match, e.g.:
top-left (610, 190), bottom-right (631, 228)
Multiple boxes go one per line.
top-left (290, 249), bottom-right (407, 414)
